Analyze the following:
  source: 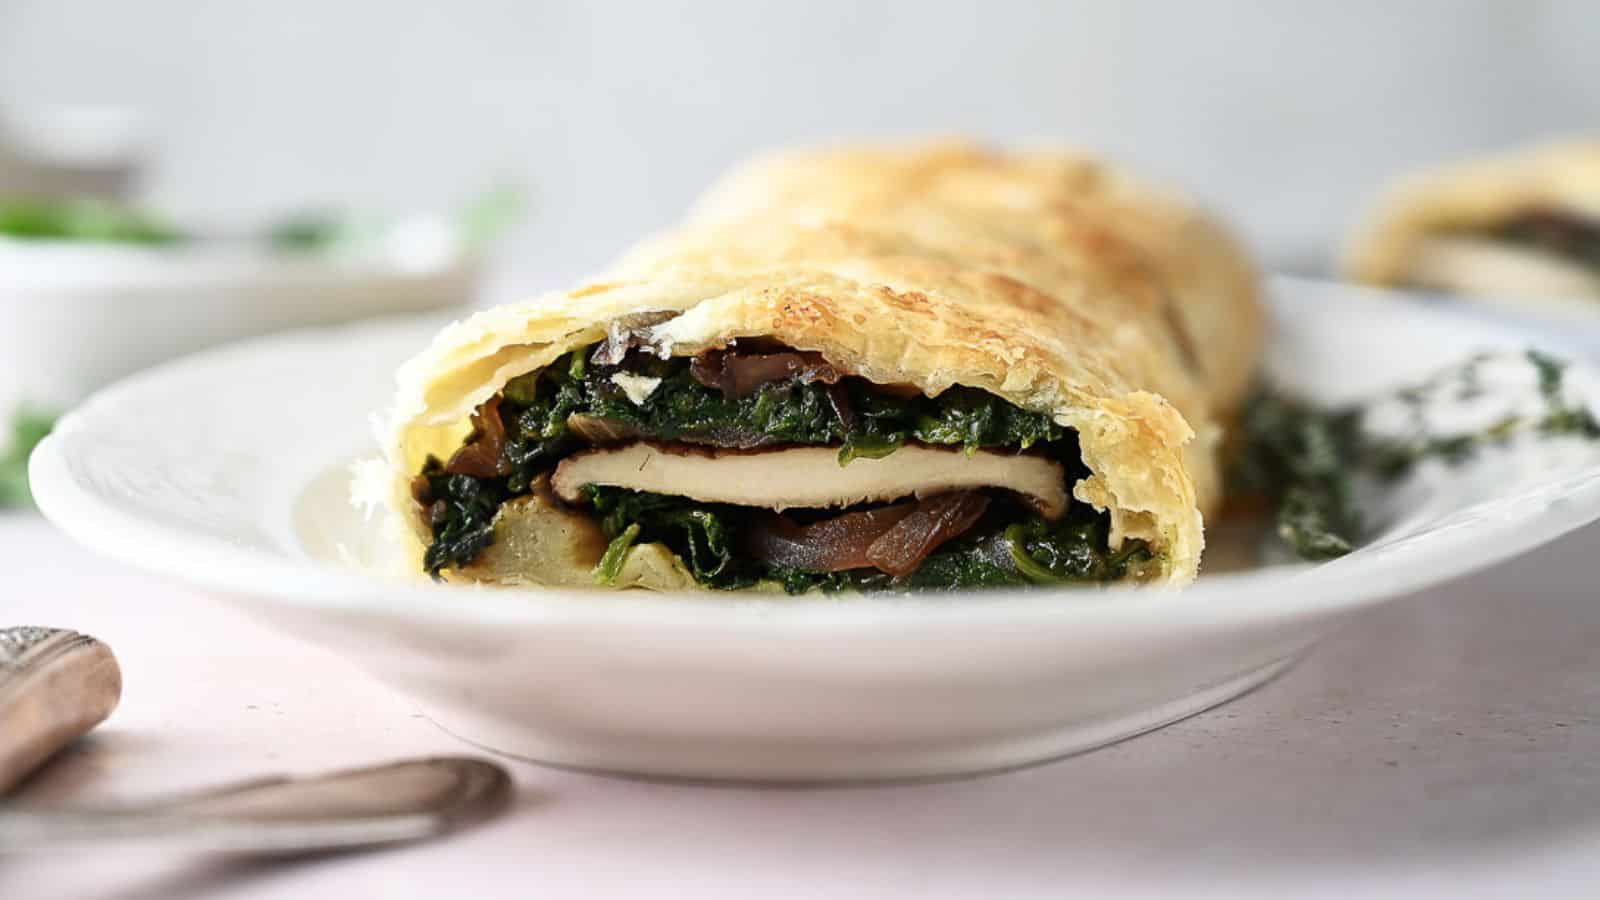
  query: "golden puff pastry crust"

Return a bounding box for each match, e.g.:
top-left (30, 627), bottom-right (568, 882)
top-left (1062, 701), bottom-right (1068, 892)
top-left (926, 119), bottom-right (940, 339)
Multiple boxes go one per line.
top-left (1346, 140), bottom-right (1600, 288)
top-left (376, 142), bottom-right (1264, 587)
top-left (684, 141), bottom-right (1265, 411)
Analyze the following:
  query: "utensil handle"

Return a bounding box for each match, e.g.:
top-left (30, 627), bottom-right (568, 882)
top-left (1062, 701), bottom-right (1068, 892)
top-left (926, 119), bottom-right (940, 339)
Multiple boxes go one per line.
top-left (0, 809), bottom-right (437, 853)
top-left (0, 627), bottom-right (121, 794)
top-left (0, 756), bottom-right (510, 855)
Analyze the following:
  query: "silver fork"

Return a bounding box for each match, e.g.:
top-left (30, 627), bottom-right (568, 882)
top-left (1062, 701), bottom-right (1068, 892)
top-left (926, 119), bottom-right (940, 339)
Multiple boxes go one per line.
top-left (0, 626), bottom-right (511, 853)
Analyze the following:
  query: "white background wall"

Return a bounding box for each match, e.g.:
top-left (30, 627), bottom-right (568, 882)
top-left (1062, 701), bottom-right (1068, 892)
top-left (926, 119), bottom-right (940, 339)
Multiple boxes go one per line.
top-left (3, 0), bottom-right (1596, 294)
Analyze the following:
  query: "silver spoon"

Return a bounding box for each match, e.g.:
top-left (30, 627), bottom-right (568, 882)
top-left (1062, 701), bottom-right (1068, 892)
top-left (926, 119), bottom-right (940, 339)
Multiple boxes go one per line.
top-left (0, 756), bottom-right (512, 854)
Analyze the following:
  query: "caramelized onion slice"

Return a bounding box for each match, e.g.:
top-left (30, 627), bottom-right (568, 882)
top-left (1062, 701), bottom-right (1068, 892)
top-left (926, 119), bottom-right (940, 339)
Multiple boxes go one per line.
top-left (865, 491), bottom-right (991, 577)
top-left (745, 503), bottom-right (918, 572)
top-left (745, 490), bottom-right (992, 578)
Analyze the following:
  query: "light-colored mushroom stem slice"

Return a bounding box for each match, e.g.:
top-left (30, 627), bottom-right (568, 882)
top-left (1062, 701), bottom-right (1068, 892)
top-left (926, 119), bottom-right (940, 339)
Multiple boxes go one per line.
top-left (551, 442), bottom-right (1069, 519)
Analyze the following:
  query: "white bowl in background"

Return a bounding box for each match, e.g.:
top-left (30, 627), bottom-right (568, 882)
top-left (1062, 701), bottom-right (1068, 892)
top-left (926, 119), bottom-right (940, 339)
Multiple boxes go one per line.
top-left (0, 237), bottom-right (479, 411)
top-left (28, 276), bottom-right (1600, 782)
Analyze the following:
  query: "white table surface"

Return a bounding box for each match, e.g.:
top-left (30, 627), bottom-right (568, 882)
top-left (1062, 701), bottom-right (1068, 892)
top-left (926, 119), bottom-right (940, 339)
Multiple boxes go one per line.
top-left (3, 511), bottom-right (1598, 900)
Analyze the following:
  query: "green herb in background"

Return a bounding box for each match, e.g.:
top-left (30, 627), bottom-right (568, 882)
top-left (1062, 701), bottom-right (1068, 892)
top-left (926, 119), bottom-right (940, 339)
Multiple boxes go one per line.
top-left (0, 409), bottom-right (57, 508)
top-left (267, 182), bottom-right (527, 255)
top-left (1528, 350), bottom-right (1600, 438)
top-left (456, 182), bottom-right (528, 252)
top-left (0, 198), bottom-right (185, 245)
top-left (265, 212), bottom-right (347, 253)
top-left (2, 181), bottom-right (526, 254)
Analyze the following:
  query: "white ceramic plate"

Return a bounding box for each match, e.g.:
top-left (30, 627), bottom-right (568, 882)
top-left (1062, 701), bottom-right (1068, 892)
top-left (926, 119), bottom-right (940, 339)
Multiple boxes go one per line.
top-left (30, 276), bottom-right (1600, 782)
top-left (1356, 278), bottom-right (1600, 361)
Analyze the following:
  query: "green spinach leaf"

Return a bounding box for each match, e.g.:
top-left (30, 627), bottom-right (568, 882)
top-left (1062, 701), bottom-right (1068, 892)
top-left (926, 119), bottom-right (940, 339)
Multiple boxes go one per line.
top-left (1236, 349), bottom-right (1600, 561)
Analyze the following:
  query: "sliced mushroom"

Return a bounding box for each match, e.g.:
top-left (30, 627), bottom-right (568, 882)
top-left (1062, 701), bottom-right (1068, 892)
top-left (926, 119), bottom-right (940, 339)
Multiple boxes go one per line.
top-left (689, 348), bottom-right (842, 398)
top-left (551, 442), bottom-right (1069, 519)
top-left (443, 396), bottom-right (511, 478)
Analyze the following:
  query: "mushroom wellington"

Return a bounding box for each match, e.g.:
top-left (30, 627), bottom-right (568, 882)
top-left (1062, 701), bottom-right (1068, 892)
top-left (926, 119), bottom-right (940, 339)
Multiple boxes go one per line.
top-left (368, 142), bottom-right (1263, 591)
top-left (1348, 141), bottom-right (1600, 303)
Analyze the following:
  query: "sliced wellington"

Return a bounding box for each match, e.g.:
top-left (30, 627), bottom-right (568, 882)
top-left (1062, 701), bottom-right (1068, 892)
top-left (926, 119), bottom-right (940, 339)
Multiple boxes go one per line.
top-left (370, 141), bottom-right (1264, 591)
top-left (551, 443), bottom-right (1070, 518)
top-left (1347, 140), bottom-right (1600, 301)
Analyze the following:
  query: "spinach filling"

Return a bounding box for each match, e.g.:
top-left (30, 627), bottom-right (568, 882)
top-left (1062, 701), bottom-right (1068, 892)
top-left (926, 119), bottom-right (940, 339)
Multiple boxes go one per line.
top-left (415, 342), bottom-right (1152, 589)
top-left (1230, 390), bottom-right (1366, 560)
top-left (494, 344), bottom-right (1065, 470)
